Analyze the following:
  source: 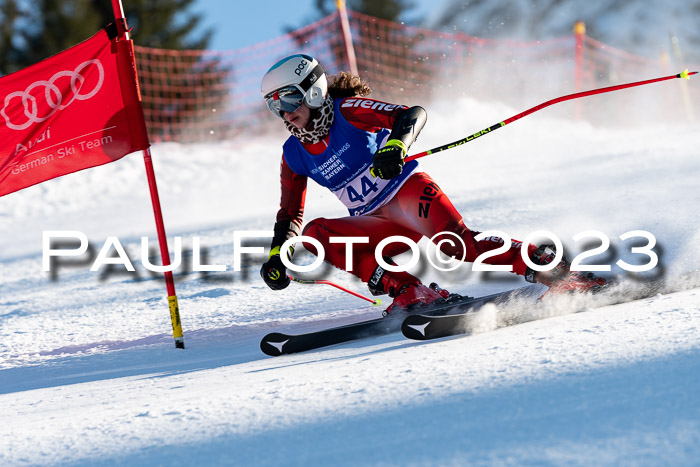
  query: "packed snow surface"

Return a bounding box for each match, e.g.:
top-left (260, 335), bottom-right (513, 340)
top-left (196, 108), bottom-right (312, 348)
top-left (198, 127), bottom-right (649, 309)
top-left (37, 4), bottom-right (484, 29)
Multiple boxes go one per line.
top-left (1, 96), bottom-right (699, 465)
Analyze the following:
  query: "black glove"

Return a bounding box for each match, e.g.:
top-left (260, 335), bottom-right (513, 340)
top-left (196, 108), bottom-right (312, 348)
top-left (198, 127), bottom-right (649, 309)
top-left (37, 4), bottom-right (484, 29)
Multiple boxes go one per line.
top-left (371, 139), bottom-right (407, 180)
top-left (260, 254), bottom-right (290, 290)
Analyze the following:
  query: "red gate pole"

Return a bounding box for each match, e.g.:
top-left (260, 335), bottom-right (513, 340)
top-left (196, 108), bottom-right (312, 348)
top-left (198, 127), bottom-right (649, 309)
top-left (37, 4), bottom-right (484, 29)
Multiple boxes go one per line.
top-left (573, 21), bottom-right (586, 119)
top-left (336, 0), bottom-right (359, 75)
top-left (111, 0), bottom-right (184, 349)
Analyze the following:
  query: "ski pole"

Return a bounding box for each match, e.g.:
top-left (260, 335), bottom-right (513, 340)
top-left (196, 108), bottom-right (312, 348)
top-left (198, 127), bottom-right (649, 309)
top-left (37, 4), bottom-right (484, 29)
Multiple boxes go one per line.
top-left (405, 69), bottom-right (697, 163)
top-left (289, 276), bottom-right (382, 306)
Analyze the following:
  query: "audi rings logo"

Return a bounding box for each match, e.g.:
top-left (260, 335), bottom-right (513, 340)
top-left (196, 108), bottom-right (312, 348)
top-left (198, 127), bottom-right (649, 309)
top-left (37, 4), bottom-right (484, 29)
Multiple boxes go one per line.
top-left (1, 59), bottom-right (105, 131)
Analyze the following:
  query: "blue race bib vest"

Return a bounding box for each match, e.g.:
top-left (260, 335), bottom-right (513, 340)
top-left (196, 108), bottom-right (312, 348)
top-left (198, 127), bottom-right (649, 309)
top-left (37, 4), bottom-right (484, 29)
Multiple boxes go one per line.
top-left (283, 98), bottom-right (418, 216)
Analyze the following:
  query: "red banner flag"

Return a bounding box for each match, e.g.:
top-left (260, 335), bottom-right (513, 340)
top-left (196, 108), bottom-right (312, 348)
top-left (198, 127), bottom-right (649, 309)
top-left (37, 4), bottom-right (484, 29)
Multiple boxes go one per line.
top-left (0, 26), bottom-right (150, 197)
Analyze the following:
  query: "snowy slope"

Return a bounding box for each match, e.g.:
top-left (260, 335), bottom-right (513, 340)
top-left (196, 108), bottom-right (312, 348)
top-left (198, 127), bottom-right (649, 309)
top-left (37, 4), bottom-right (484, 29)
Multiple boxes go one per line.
top-left (1, 93), bottom-right (699, 465)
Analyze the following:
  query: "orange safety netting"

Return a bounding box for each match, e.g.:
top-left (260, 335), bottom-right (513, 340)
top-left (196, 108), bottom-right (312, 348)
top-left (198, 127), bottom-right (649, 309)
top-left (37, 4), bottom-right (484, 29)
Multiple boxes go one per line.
top-left (134, 10), bottom-right (697, 143)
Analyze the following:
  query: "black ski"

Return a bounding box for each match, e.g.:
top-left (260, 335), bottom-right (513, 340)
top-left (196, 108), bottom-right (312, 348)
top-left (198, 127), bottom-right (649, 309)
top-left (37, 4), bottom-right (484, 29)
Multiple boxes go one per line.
top-left (260, 285), bottom-right (542, 356)
top-left (402, 312), bottom-right (474, 340)
top-left (401, 278), bottom-right (674, 341)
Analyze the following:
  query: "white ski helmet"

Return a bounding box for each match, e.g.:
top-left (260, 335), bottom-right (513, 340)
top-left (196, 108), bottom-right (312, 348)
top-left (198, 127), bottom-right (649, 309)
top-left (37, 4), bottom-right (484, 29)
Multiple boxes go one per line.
top-left (261, 54), bottom-right (328, 117)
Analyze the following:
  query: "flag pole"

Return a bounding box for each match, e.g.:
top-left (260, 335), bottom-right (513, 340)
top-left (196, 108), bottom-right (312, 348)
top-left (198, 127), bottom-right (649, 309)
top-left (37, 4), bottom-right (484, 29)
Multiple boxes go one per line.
top-left (336, 0), bottom-right (359, 75)
top-left (111, 0), bottom-right (185, 349)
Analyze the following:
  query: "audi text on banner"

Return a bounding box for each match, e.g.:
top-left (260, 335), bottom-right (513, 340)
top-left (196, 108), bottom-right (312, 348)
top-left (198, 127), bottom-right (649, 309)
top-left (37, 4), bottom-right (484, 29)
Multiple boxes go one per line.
top-left (0, 26), bottom-right (150, 198)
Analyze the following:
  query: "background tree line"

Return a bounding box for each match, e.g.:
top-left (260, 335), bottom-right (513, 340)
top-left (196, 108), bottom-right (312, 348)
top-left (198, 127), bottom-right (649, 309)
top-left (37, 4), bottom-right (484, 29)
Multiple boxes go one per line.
top-left (0, 0), bottom-right (210, 76)
top-left (2, 0), bottom-right (696, 76)
top-left (0, 0), bottom-right (419, 76)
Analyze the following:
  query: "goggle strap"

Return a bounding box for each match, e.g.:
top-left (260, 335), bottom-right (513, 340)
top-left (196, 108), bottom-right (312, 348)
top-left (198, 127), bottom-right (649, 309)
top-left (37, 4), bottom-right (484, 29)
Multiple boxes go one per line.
top-left (299, 63), bottom-right (325, 92)
top-left (264, 63), bottom-right (325, 100)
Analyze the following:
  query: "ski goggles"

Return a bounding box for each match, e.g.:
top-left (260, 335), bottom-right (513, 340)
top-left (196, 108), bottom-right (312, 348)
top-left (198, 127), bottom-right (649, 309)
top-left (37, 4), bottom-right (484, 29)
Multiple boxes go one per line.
top-left (264, 62), bottom-right (325, 118)
top-left (264, 85), bottom-right (306, 118)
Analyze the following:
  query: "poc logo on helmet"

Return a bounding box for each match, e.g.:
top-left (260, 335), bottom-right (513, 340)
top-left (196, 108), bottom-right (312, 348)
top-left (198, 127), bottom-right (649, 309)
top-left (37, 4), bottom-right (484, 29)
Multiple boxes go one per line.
top-left (294, 59), bottom-right (308, 76)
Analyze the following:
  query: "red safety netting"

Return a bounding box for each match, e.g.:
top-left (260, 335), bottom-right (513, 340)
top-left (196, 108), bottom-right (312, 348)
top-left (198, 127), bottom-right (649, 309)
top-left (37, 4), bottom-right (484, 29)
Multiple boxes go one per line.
top-left (134, 10), bottom-right (698, 142)
top-left (135, 13), bottom-right (345, 142)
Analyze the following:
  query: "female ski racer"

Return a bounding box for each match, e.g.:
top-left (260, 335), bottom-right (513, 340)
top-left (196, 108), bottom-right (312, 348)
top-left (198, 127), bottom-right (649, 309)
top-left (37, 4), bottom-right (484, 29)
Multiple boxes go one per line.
top-left (259, 54), bottom-right (605, 312)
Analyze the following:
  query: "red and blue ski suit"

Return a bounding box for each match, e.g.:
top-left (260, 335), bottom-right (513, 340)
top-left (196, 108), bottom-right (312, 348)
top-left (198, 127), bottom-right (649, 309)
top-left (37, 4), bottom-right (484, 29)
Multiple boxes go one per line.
top-left (275, 96), bottom-right (536, 284)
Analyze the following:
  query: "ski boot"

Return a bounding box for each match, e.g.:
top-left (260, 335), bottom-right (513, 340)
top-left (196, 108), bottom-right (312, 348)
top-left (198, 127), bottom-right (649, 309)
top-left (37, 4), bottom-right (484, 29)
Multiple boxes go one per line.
top-left (384, 282), bottom-right (451, 315)
top-left (526, 244), bottom-right (608, 296)
top-left (367, 264), bottom-right (449, 315)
